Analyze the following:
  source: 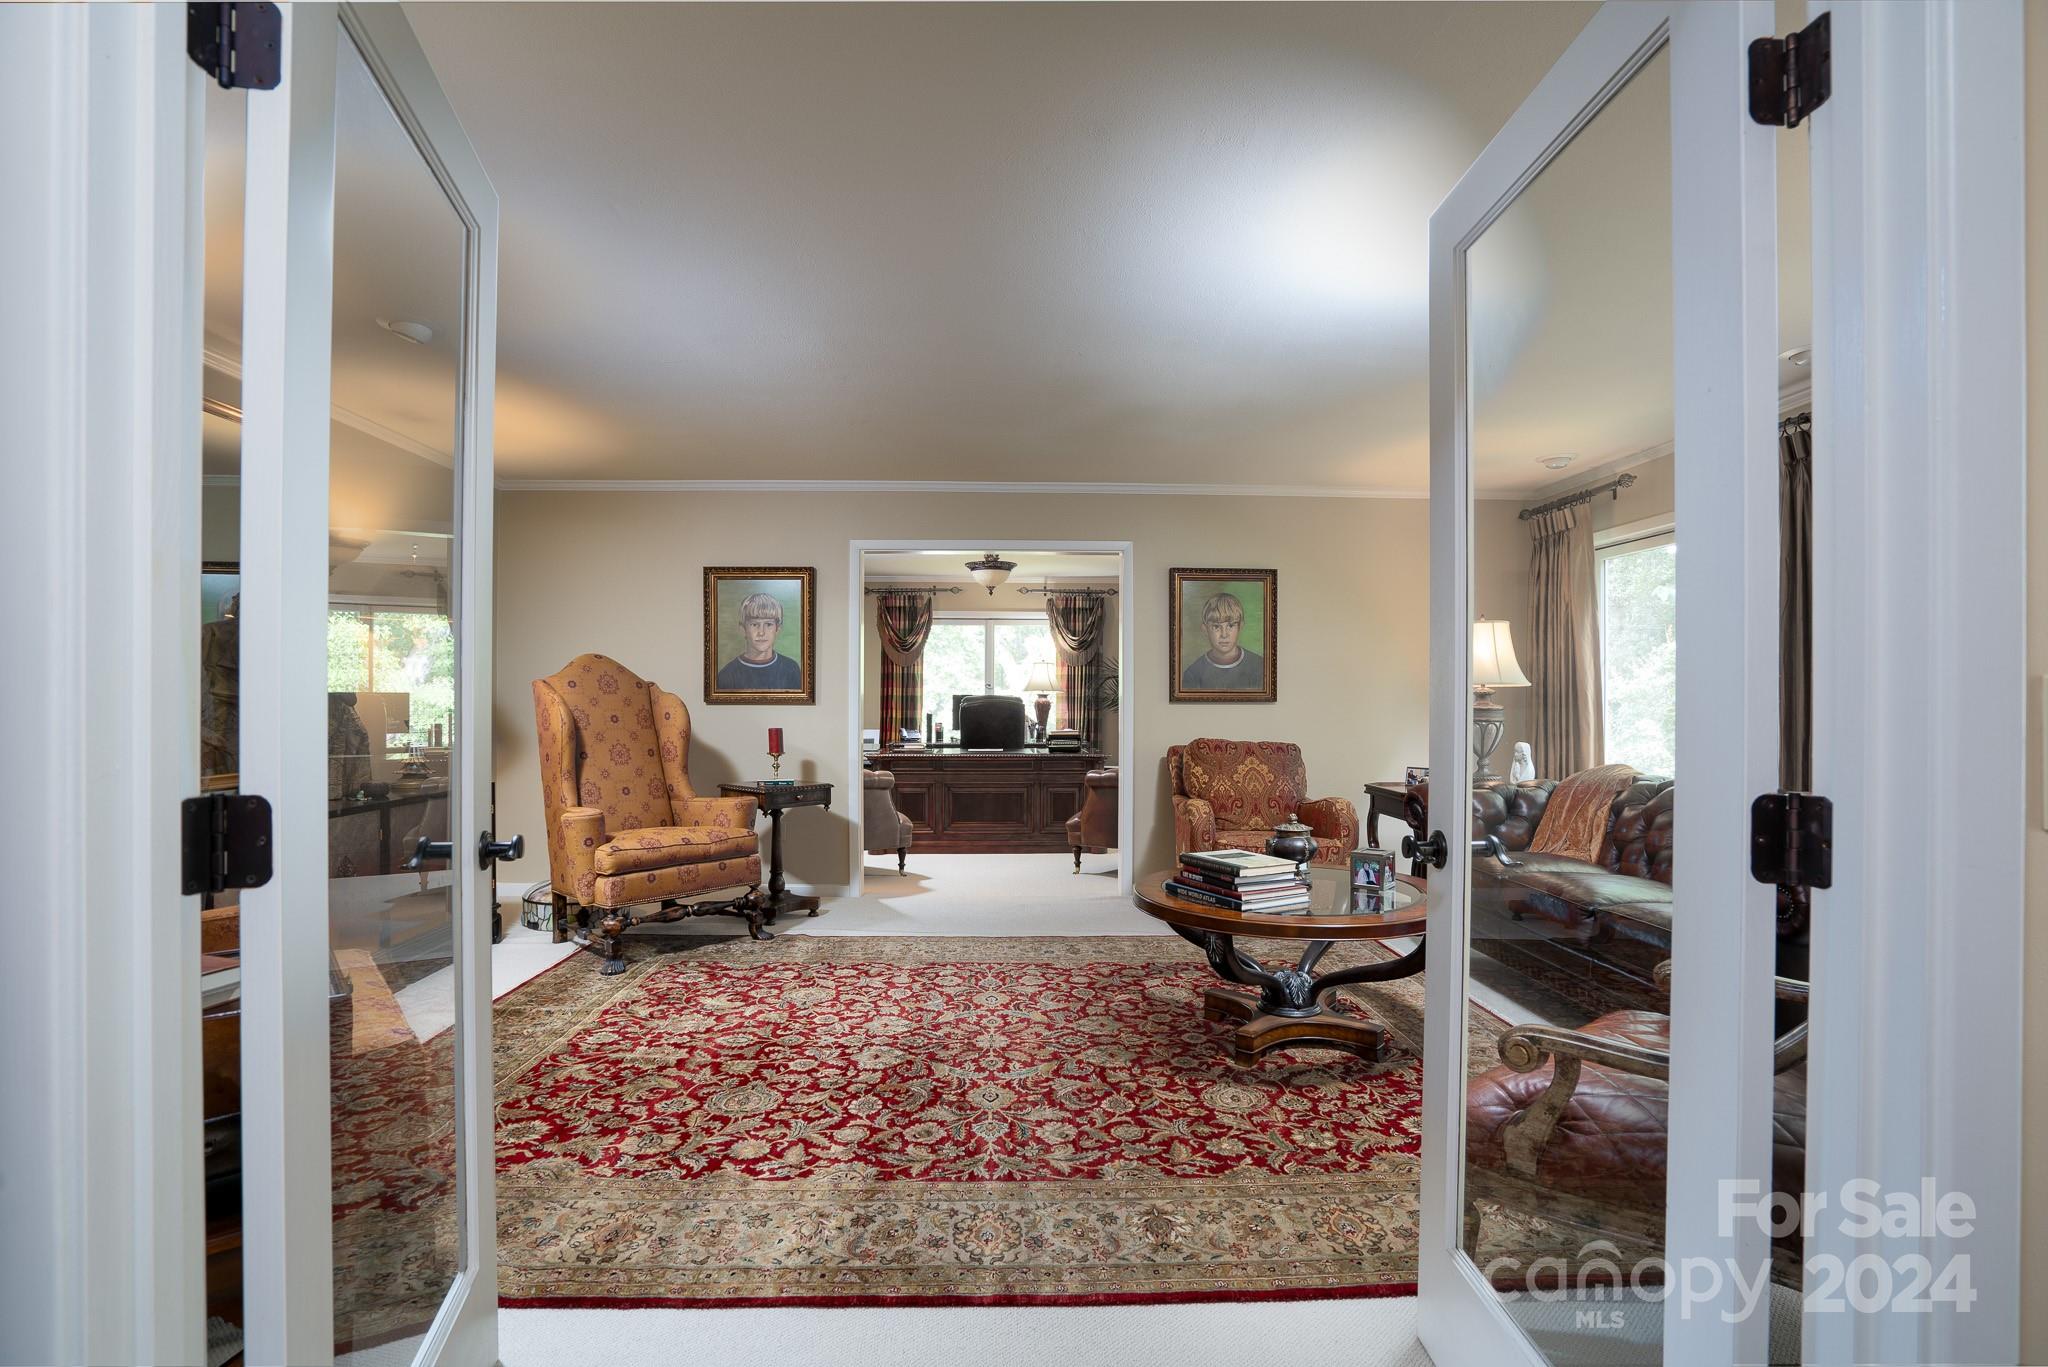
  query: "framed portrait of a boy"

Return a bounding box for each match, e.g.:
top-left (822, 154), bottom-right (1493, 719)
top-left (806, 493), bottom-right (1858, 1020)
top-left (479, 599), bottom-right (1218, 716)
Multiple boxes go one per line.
top-left (1168, 568), bottom-right (1277, 702)
top-left (704, 567), bottom-right (816, 704)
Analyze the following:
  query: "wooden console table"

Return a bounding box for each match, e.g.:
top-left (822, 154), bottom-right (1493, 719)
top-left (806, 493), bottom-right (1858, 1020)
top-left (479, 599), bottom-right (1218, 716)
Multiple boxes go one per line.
top-left (866, 748), bottom-right (1103, 853)
top-left (1362, 780), bottom-right (1425, 877)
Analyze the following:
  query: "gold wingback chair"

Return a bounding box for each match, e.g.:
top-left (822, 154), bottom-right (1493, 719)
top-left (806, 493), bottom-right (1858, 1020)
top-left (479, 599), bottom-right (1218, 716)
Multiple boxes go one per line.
top-left (534, 653), bottom-right (765, 971)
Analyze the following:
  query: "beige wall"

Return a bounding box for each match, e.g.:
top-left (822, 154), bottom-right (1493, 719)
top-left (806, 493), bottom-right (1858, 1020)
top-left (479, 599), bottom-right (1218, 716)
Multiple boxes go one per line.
top-left (2021, 6), bottom-right (2046, 1359)
top-left (494, 490), bottom-right (1431, 890)
top-left (858, 574), bottom-right (1122, 757)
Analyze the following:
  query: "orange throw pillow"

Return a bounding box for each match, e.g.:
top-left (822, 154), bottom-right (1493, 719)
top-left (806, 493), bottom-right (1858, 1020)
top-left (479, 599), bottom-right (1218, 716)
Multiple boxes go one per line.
top-left (1526, 764), bottom-right (1639, 864)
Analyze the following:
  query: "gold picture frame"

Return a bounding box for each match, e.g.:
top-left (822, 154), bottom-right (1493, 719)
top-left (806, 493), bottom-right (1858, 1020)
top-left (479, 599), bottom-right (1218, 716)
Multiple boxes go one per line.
top-left (704, 566), bottom-right (816, 704)
top-left (1168, 567), bottom-right (1277, 702)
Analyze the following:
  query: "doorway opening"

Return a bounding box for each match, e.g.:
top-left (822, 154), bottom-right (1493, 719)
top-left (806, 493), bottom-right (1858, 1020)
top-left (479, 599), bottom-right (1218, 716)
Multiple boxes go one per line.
top-left (846, 542), bottom-right (1135, 917)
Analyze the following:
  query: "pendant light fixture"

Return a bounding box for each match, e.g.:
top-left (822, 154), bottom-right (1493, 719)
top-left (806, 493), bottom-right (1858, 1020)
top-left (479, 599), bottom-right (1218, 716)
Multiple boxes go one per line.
top-left (966, 552), bottom-right (1017, 594)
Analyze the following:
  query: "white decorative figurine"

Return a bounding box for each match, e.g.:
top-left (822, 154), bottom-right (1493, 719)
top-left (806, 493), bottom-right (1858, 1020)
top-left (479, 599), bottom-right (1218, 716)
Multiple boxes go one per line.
top-left (1508, 742), bottom-right (1536, 784)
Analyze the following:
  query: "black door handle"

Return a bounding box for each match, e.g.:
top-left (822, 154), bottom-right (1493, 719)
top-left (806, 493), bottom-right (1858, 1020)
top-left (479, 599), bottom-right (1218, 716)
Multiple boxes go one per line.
top-left (407, 837), bottom-right (453, 871)
top-left (479, 831), bottom-right (524, 869)
top-left (1402, 830), bottom-right (1450, 870)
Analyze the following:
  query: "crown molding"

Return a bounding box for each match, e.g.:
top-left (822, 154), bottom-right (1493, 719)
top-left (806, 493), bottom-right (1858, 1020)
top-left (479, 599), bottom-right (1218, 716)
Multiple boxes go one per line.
top-left (492, 477), bottom-right (1429, 499)
top-left (202, 345), bottom-right (451, 468)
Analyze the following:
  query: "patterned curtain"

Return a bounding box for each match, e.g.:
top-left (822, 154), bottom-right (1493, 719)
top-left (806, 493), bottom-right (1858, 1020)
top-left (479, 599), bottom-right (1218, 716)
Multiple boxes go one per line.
top-left (1780, 414), bottom-right (1813, 789)
top-left (1043, 593), bottom-right (1104, 745)
top-left (875, 592), bottom-right (934, 740)
top-left (1527, 506), bottom-right (1603, 778)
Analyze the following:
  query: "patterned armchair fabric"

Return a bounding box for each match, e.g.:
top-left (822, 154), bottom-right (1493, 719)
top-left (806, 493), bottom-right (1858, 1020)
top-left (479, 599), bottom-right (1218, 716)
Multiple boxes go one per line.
top-left (533, 654), bottom-right (760, 911)
top-left (1167, 738), bottom-right (1359, 868)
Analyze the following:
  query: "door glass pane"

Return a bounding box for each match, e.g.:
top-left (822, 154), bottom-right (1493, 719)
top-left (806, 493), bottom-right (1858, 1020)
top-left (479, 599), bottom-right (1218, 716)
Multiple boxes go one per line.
top-left (326, 29), bottom-right (467, 1358)
top-left (199, 75), bottom-right (246, 1357)
top-left (1463, 42), bottom-right (1672, 1364)
top-left (991, 620), bottom-right (1056, 707)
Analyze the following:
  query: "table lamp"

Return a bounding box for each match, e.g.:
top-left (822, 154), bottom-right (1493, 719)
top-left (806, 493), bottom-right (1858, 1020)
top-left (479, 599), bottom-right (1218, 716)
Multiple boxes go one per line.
top-left (1021, 662), bottom-right (1058, 740)
top-left (1471, 617), bottom-right (1531, 784)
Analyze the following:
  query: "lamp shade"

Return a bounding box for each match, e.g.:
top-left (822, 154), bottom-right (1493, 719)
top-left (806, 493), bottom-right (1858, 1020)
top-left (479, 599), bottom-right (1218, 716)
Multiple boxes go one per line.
top-left (1471, 618), bottom-right (1532, 689)
top-left (1021, 663), bottom-right (1058, 694)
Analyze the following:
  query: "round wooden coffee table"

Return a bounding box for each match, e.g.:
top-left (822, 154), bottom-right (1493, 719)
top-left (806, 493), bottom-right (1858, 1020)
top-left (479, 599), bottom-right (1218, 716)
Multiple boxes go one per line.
top-left (1135, 867), bottom-right (1426, 1065)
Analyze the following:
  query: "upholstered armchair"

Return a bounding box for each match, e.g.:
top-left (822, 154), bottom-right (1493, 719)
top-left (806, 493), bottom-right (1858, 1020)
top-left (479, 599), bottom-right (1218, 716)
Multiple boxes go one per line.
top-left (533, 653), bottom-right (764, 971)
top-left (863, 767), bottom-right (913, 873)
top-left (1065, 766), bottom-right (1117, 871)
top-left (1464, 964), bottom-right (1809, 1282)
top-left (1167, 739), bottom-right (1359, 868)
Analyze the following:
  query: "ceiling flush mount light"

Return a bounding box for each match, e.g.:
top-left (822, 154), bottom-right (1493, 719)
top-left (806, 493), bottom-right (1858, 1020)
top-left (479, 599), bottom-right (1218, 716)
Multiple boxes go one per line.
top-left (377, 318), bottom-right (434, 345)
top-left (1780, 346), bottom-right (1811, 368)
top-left (966, 552), bottom-right (1017, 595)
top-left (1540, 453), bottom-right (1576, 470)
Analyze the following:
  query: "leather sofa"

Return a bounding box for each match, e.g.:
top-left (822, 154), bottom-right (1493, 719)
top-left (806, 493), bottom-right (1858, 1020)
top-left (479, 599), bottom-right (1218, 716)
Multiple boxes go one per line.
top-left (1408, 775), bottom-right (1806, 1014)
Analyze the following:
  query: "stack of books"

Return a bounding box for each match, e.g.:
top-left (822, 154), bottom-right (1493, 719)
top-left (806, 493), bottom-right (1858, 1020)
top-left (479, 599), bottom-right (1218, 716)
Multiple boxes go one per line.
top-left (1165, 848), bottom-right (1312, 914)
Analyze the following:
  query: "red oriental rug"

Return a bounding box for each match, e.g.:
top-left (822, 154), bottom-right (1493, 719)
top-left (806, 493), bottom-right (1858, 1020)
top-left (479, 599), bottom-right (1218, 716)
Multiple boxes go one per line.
top-left (480, 934), bottom-right (1500, 1309)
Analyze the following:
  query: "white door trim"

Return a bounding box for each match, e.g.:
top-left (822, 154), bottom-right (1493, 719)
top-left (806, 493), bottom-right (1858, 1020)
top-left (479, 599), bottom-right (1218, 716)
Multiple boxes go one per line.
top-left (1802, 3), bottom-right (2026, 1363)
top-left (845, 540), bottom-right (1136, 901)
top-left (238, 4), bottom-right (342, 1359)
top-left (1660, 5), bottom-right (1784, 1362)
top-left (1419, 9), bottom-right (1679, 1362)
top-left (0, 6), bottom-right (206, 1363)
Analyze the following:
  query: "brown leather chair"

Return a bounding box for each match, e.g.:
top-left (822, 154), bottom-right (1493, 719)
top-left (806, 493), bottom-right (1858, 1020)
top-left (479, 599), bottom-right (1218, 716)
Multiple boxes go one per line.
top-left (1064, 766), bottom-right (1117, 871)
top-left (863, 767), bottom-right (913, 873)
top-left (533, 653), bottom-right (764, 970)
top-left (1465, 967), bottom-right (1809, 1282)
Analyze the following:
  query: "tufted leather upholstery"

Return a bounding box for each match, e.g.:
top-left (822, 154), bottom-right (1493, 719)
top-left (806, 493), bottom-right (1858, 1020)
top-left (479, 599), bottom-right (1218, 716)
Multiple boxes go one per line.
top-left (1467, 1010), bottom-right (1808, 1246)
top-left (1168, 740), bottom-right (1358, 867)
top-left (533, 654), bottom-right (760, 911)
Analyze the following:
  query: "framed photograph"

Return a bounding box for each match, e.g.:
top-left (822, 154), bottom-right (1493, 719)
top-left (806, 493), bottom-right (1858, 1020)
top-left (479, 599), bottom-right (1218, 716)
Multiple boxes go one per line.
top-left (1351, 848), bottom-right (1394, 892)
top-left (1404, 765), bottom-right (1429, 788)
top-left (704, 567), bottom-right (816, 704)
top-left (1168, 568), bottom-right (1277, 702)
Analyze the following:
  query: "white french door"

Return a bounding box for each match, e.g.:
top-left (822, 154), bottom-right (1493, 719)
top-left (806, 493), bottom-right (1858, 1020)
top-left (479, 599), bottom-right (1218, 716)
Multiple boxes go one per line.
top-left (237, 5), bottom-right (502, 1364)
top-left (1416, 4), bottom-right (1785, 1364)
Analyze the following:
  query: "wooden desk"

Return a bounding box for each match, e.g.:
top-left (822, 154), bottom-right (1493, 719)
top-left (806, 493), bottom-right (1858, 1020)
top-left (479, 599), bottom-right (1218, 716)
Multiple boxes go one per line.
top-left (867, 748), bottom-right (1103, 853)
top-left (1362, 780), bottom-right (1425, 876)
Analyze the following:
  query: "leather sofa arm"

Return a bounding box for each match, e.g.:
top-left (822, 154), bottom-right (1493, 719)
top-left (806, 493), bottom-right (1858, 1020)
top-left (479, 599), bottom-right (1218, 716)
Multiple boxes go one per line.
top-left (1298, 796), bottom-right (1358, 851)
top-left (1491, 1022), bottom-right (1670, 1179)
top-left (1172, 794), bottom-right (1216, 855)
top-left (559, 805), bottom-right (605, 904)
top-left (673, 794), bottom-right (758, 831)
top-left (1084, 768), bottom-right (1118, 789)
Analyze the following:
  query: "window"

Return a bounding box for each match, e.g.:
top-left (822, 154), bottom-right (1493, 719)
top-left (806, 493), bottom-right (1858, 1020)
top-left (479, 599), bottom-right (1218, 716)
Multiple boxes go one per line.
top-left (918, 615), bottom-right (1056, 730)
top-left (1597, 532), bottom-right (1676, 775)
top-left (327, 607), bottom-right (455, 748)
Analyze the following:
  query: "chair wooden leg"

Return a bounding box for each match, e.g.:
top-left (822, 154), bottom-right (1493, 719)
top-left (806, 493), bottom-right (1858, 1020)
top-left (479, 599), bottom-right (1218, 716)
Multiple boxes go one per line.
top-left (897, 847), bottom-right (907, 874)
top-left (551, 892), bottom-right (571, 944)
top-left (1072, 847), bottom-right (1082, 873)
top-left (596, 912), bottom-right (628, 975)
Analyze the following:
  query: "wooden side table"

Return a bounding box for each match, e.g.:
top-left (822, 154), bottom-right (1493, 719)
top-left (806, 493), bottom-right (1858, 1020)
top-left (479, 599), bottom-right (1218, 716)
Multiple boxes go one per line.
top-left (719, 781), bottom-right (833, 922)
top-left (1362, 780), bottom-right (1423, 876)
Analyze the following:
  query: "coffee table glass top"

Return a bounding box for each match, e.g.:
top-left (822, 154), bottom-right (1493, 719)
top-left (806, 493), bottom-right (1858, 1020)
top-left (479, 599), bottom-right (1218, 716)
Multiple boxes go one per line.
top-left (1295, 864), bottom-right (1422, 918)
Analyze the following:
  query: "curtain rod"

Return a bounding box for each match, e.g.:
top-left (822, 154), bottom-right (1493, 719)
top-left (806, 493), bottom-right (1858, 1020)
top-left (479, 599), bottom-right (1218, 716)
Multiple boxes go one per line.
top-left (1014, 585), bottom-right (1118, 597)
top-left (863, 585), bottom-right (965, 596)
top-left (1518, 471), bottom-right (1637, 521)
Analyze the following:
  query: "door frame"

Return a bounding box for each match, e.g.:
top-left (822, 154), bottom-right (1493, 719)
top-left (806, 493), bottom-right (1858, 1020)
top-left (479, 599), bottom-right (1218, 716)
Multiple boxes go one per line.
top-left (0, 6), bottom-right (208, 1364)
top-left (845, 539), bottom-right (1136, 900)
top-left (1417, 2), bottom-right (1791, 1362)
top-left (1800, 3), bottom-right (2026, 1363)
top-left (238, 4), bottom-right (502, 1363)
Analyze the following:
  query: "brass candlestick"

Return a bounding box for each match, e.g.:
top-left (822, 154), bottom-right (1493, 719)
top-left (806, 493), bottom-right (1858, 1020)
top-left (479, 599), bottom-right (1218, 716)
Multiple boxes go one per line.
top-left (769, 750), bottom-right (783, 778)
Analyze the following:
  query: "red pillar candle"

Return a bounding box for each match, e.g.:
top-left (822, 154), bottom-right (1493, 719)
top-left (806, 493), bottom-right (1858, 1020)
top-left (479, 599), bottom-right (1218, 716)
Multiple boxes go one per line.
top-left (768, 727), bottom-right (783, 754)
